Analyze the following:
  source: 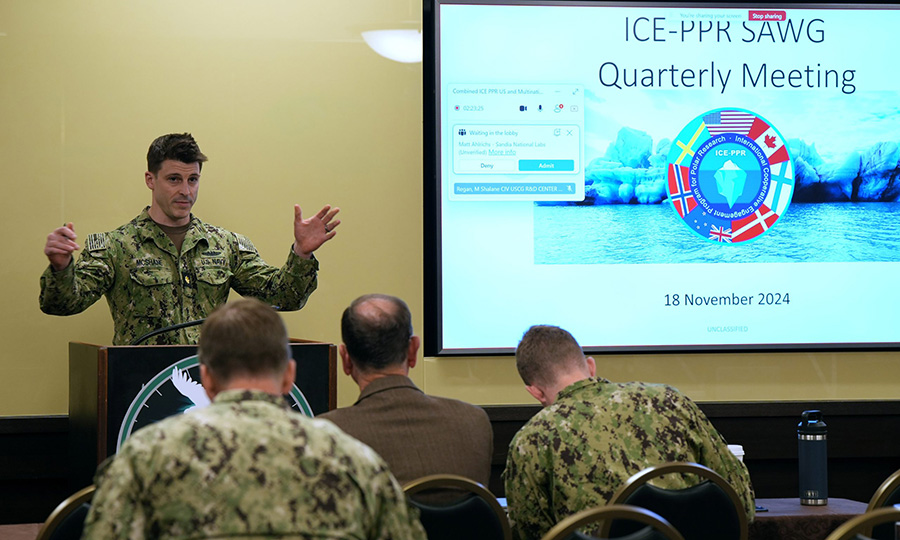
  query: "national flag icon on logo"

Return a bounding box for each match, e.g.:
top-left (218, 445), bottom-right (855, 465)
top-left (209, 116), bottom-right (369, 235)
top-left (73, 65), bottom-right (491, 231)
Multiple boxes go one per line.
top-left (709, 225), bottom-right (732, 243)
top-left (702, 110), bottom-right (756, 135)
top-left (731, 204), bottom-right (779, 242)
top-left (667, 164), bottom-right (697, 218)
top-left (765, 161), bottom-right (794, 215)
top-left (747, 117), bottom-right (790, 163)
top-left (667, 107), bottom-right (794, 244)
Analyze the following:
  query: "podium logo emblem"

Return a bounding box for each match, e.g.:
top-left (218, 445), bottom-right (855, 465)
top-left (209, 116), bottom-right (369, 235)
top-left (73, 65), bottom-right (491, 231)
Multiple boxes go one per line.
top-left (117, 355), bottom-right (313, 451)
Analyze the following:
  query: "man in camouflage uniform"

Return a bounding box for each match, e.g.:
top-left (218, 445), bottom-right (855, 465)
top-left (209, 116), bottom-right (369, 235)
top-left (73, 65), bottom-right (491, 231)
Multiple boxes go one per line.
top-left (503, 325), bottom-right (755, 540)
top-left (82, 298), bottom-right (426, 540)
top-left (40, 133), bottom-right (340, 345)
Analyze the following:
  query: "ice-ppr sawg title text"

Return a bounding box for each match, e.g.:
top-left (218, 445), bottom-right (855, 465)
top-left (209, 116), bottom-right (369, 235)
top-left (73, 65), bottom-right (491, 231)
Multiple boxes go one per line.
top-left (598, 16), bottom-right (856, 94)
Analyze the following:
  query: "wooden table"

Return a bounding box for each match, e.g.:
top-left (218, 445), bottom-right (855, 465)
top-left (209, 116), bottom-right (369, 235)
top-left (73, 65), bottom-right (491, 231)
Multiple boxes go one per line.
top-left (0, 523), bottom-right (41, 540)
top-left (750, 497), bottom-right (868, 540)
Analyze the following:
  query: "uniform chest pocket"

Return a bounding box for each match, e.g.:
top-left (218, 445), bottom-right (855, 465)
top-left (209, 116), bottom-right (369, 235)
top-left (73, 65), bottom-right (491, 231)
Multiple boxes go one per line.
top-left (130, 267), bottom-right (175, 287)
top-left (196, 267), bottom-right (231, 287)
top-left (194, 267), bottom-right (232, 309)
top-left (129, 267), bottom-right (176, 318)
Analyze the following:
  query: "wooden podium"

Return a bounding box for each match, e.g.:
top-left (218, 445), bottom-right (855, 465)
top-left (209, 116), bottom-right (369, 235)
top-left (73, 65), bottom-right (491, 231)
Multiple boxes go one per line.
top-left (68, 340), bottom-right (336, 488)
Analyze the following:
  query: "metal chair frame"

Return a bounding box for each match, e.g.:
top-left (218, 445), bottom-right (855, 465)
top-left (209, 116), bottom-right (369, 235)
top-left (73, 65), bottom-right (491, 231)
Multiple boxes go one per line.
top-left (864, 469), bottom-right (900, 540)
top-left (35, 485), bottom-right (96, 540)
top-left (867, 468), bottom-right (900, 511)
top-left (403, 473), bottom-right (512, 540)
top-left (605, 462), bottom-right (749, 540)
top-left (824, 505), bottom-right (900, 540)
top-left (539, 504), bottom-right (686, 540)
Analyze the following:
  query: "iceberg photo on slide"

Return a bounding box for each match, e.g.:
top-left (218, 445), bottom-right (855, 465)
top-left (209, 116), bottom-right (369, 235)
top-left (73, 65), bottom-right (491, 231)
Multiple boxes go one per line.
top-left (534, 87), bottom-right (900, 264)
top-left (714, 160), bottom-right (746, 209)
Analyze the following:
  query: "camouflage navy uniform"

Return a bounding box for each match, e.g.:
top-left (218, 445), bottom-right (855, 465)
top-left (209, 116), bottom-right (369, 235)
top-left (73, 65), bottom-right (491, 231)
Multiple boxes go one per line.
top-left (82, 389), bottom-right (427, 540)
top-left (40, 208), bottom-right (317, 345)
top-left (503, 378), bottom-right (754, 540)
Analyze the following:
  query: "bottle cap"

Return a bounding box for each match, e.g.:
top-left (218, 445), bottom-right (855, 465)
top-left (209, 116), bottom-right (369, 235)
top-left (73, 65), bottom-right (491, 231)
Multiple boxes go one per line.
top-left (798, 409), bottom-right (827, 434)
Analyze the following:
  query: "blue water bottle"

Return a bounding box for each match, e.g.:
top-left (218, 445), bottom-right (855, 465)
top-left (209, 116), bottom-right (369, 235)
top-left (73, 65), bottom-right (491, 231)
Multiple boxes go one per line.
top-left (798, 410), bottom-right (828, 505)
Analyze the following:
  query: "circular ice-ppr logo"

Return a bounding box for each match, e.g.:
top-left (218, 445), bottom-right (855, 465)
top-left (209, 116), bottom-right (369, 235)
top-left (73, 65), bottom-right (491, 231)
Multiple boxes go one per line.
top-left (666, 108), bottom-right (794, 243)
top-left (116, 355), bottom-right (313, 452)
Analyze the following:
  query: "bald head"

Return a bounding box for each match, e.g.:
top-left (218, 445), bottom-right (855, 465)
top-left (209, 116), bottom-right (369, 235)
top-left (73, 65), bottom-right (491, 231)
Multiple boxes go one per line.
top-left (341, 294), bottom-right (414, 371)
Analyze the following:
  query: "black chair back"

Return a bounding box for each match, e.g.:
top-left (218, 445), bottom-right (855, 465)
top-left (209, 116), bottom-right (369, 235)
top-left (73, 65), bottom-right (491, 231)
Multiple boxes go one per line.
top-left (47, 503), bottom-right (90, 540)
top-left (412, 493), bottom-right (506, 540)
top-left (606, 462), bottom-right (748, 540)
top-left (871, 492), bottom-right (900, 540)
top-left (540, 504), bottom-right (685, 540)
top-left (404, 474), bottom-right (511, 540)
top-left (824, 505), bottom-right (900, 540)
top-left (35, 485), bottom-right (95, 540)
top-left (610, 482), bottom-right (739, 540)
top-left (866, 468), bottom-right (900, 540)
top-left (569, 525), bottom-right (675, 540)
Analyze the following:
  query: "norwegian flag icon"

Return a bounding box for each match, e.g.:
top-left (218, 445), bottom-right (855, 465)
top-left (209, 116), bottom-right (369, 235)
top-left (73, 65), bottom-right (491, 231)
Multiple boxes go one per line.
top-left (667, 164), bottom-right (696, 218)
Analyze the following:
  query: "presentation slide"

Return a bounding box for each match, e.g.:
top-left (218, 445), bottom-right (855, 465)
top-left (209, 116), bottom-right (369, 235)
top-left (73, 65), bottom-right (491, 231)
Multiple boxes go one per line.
top-left (432, 2), bottom-right (900, 354)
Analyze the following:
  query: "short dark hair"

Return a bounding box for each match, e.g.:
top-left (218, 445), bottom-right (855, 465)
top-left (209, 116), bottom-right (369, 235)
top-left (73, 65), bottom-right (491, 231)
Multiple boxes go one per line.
top-left (341, 294), bottom-right (413, 370)
top-left (198, 298), bottom-right (290, 382)
top-left (147, 133), bottom-right (208, 174)
top-left (515, 325), bottom-right (585, 387)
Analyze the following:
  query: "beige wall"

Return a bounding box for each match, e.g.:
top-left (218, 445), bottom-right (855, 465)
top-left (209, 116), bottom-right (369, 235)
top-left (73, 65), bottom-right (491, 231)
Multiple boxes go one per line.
top-left (1, 1), bottom-right (898, 416)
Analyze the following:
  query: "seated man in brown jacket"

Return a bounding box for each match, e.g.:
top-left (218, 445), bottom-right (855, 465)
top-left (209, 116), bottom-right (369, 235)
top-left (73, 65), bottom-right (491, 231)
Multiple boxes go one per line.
top-left (319, 293), bottom-right (494, 486)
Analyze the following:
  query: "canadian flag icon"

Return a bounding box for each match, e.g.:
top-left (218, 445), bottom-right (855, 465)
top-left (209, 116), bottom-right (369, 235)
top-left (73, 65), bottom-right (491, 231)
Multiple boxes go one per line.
top-left (748, 117), bottom-right (789, 164)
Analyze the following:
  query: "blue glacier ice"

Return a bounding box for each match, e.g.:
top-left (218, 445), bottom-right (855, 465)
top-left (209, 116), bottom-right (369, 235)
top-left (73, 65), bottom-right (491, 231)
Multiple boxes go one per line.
top-left (793, 139), bottom-right (900, 202)
top-left (538, 126), bottom-right (900, 206)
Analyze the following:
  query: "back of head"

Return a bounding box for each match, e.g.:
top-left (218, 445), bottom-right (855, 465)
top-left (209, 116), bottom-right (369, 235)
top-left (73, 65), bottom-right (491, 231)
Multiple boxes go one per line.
top-left (516, 325), bottom-right (586, 388)
top-left (341, 294), bottom-right (413, 371)
top-left (147, 132), bottom-right (208, 174)
top-left (198, 298), bottom-right (290, 383)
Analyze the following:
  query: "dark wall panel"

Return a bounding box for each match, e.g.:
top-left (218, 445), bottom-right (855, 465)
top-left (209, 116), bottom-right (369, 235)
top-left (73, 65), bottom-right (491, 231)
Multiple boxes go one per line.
top-left (2, 401), bottom-right (899, 524)
top-left (485, 401), bottom-right (900, 501)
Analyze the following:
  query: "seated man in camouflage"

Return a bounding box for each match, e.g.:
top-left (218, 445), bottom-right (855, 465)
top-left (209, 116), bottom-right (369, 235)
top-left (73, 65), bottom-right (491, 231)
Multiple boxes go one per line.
top-left (82, 298), bottom-right (425, 540)
top-left (40, 132), bottom-right (340, 345)
top-left (503, 325), bottom-right (754, 540)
